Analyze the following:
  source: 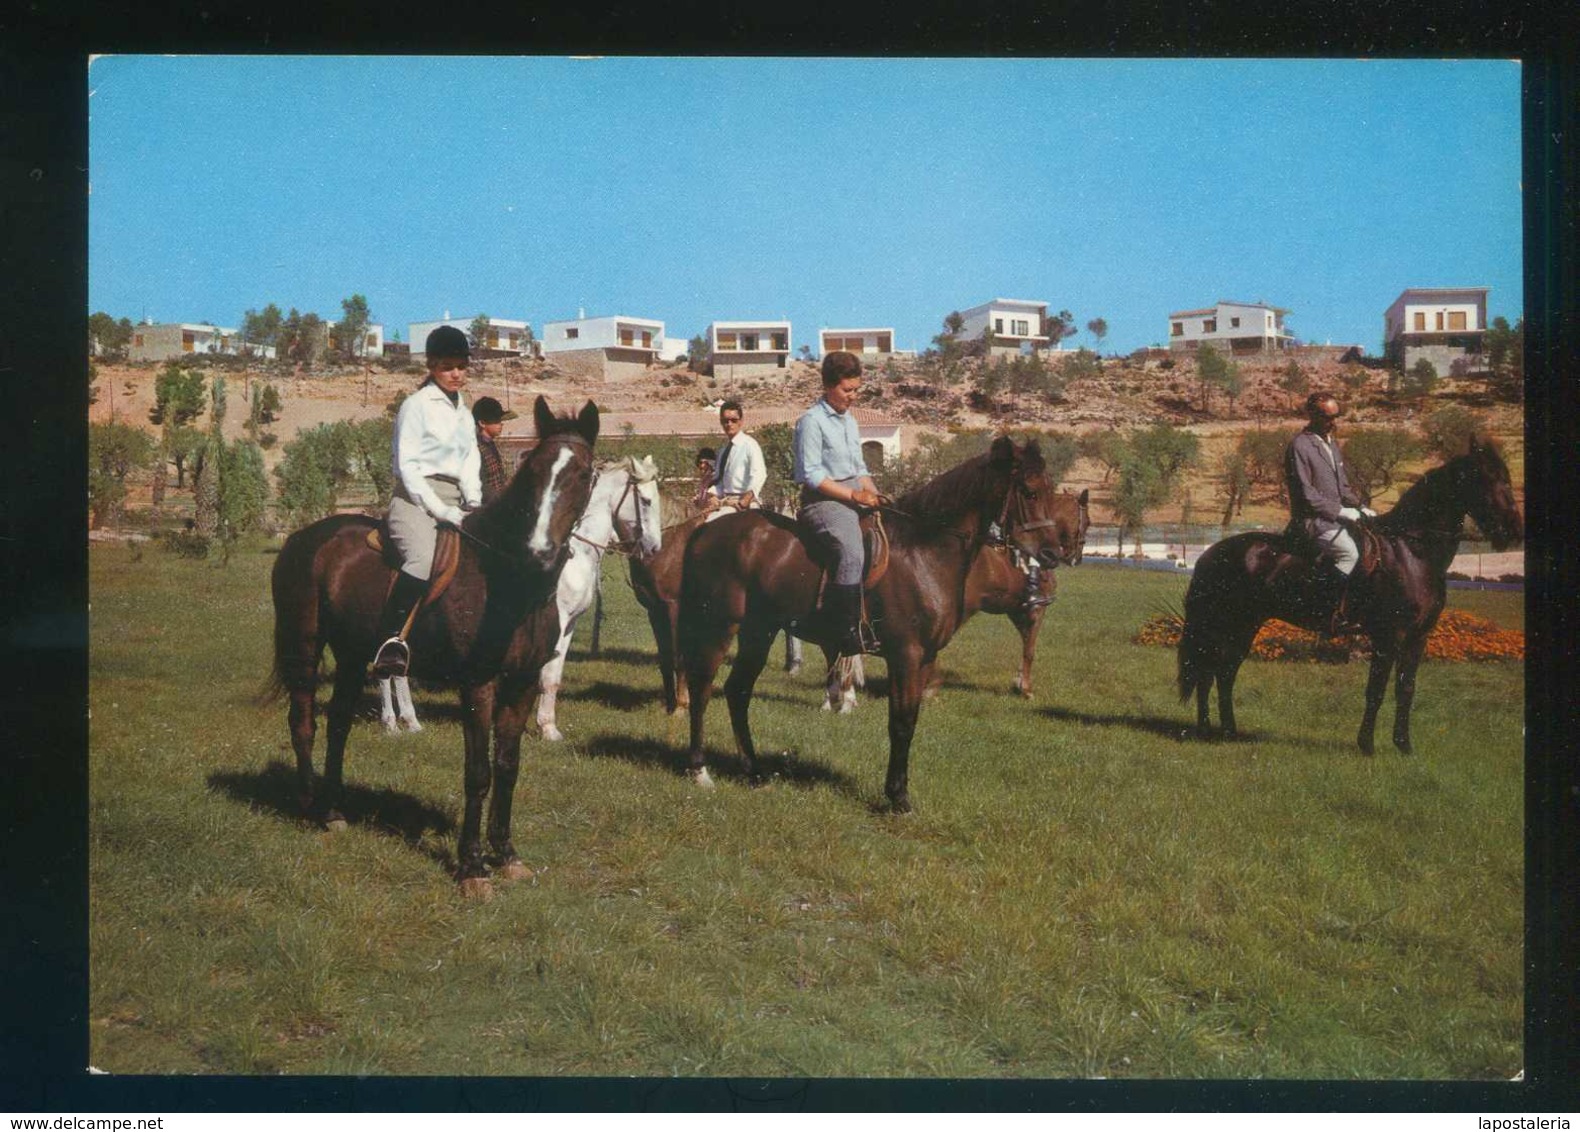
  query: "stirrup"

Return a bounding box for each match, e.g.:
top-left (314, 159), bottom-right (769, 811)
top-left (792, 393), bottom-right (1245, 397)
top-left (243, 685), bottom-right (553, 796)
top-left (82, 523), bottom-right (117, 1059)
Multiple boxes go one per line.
top-left (1022, 592), bottom-right (1054, 611)
top-left (371, 637), bottom-right (410, 678)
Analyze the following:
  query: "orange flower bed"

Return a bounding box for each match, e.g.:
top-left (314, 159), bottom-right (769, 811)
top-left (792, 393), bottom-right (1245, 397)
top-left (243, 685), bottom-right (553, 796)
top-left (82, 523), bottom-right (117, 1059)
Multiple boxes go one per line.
top-left (1134, 608), bottom-right (1523, 662)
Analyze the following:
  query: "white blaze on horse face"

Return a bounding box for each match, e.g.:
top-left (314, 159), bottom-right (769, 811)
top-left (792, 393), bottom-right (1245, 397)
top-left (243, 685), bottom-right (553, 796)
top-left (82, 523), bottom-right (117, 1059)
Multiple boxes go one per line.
top-left (636, 481), bottom-right (663, 557)
top-left (530, 445), bottom-right (578, 557)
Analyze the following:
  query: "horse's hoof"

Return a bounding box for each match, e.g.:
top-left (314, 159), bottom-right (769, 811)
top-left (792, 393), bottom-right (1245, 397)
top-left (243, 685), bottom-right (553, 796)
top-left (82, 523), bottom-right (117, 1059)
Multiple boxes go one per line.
top-left (459, 876), bottom-right (494, 901)
top-left (689, 767), bottom-right (715, 790)
top-left (786, 663), bottom-right (802, 676)
top-left (819, 700), bottom-right (833, 712)
top-left (405, 720), bottom-right (423, 733)
top-left (888, 795), bottom-right (913, 815)
top-left (1394, 740), bottom-right (1413, 756)
top-left (498, 859), bottom-right (532, 882)
top-left (380, 722), bottom-right (399, 735)
top-left (541, 726), bottom-right (564, 742)
top-left (324, 815), bottom-right (348, 833)
top-left (837, 700), bottom-right (855, 715)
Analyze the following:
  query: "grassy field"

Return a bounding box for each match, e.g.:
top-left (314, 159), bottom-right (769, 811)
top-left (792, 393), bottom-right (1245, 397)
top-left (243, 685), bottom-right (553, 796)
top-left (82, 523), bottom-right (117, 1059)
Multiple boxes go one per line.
top-left (88, 537), bottom-right (1524, 1078)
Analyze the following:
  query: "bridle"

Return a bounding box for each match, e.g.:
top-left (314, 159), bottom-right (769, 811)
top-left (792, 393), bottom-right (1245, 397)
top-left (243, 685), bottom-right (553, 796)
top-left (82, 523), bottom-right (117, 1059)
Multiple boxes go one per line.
top-left (569, 465), bottom-right (657, 558)
top-left (992, 468), bottom-right (1082, 567)
top-left (455, 431), bottom-right (594, 569)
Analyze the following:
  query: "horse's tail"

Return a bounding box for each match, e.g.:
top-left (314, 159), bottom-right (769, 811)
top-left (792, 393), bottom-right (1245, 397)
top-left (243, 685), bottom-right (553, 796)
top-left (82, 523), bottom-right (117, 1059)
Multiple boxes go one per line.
top-left (261, 524), bottom-right (326, 703)
top-left (1177, 608), bottom-right (1211, 704)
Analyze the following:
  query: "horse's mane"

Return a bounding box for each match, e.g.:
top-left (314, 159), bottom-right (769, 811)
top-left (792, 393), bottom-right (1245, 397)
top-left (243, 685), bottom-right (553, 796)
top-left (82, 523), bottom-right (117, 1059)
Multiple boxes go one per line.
top-left (891, 441), bottom-right (1042, 541)
top-left (1374, 443), bottom-right (1507, 537)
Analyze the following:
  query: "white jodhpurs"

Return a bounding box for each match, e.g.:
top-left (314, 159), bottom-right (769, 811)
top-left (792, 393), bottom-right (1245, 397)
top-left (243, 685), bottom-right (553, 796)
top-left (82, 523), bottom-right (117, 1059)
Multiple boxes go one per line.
top-left (1306, 521), bottom-right (1360, 576)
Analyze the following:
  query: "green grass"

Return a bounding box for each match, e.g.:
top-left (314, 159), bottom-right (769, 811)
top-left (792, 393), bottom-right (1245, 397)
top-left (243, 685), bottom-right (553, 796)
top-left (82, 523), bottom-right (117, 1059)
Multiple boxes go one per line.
top-left (88, 538), bottom-right (1524, 1077)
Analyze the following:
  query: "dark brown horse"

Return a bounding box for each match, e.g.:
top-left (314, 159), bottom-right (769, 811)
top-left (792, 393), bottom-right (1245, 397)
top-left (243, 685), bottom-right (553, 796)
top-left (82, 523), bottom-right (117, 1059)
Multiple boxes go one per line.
top-left (269, 396), bottom-right (599, 895)
top-left (676, 438), bottom-right (1066, 812)
top-left (627, 512), bottom-right (706, 715)
top-left (831, 488), bottom-right (1090, 709)
top-left (1179, 437), bottom-right (1522, 753)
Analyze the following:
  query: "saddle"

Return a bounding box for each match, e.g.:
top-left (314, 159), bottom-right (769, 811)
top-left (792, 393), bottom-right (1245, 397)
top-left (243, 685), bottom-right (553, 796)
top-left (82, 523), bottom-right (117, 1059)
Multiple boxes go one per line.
top-left (367, 522), bottom-right (463, 624)
top-left (1282, 517), bottom-right (1383, 580)
top-left (803, 511), bottom-right (890, 604)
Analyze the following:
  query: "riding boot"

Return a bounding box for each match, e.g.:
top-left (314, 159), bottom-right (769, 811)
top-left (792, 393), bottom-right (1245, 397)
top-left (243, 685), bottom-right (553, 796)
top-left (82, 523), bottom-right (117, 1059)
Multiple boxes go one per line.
top-left (1021, 560), bottom-right (1054, 612)
top-left (1314, 562), bottom-right (1360, 638)
top-left (828, 582), bottom-right (876, 657)
top-left (371, 570), bottom-right (428, 678)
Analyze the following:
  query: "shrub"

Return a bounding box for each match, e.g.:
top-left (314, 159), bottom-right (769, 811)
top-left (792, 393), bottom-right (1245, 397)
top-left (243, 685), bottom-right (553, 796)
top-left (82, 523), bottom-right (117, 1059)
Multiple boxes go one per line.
top-left (1422, 405), bottom-right (1483, 458)
top-left (159, 529), bottom-right (211, 559)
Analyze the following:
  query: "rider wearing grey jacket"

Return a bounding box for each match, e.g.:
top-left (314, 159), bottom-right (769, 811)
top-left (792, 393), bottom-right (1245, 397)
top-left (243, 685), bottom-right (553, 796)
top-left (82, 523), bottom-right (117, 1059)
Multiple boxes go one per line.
top-left (1284, 392), bottom-right (1374, 634)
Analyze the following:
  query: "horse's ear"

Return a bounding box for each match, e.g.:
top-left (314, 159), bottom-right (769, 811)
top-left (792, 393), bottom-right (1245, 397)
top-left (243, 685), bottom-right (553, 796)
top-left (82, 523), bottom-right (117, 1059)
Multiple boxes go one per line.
top-left (1078, 488), bottom-right (1090, 509)
top-left (989, 435), bottom-right (1016, 466)
top-left (533, 395), bottom-right (555, 439)
top-left (577, 401), bottom-right (600, 446)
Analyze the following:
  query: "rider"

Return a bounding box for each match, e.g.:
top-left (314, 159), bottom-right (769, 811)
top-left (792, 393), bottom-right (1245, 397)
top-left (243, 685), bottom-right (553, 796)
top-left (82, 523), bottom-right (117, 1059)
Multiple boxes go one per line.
top-left (793, 350), bottom-right (884, 656)
top-left (691, 447), bottom-right (717, 511)
top-left (703, 398), bottom-right (766, 522)
top-left (371, 325), bottom-right (484, 678)
top-left (471, 395), bottom-right (517, 505)
top-left (1284, 391), bottom-right (1375, 635)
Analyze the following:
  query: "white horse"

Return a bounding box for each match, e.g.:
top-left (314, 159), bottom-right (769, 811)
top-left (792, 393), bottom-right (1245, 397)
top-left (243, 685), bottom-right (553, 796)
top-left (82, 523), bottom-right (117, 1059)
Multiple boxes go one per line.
top-left (377, 456), bottom-right (664, 739)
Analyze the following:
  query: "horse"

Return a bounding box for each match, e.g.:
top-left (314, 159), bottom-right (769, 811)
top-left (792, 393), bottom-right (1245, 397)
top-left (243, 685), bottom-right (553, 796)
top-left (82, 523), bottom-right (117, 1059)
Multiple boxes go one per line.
top-left (534, 456), bottom-right (663, 740)
top-left (676, 437), bottom-right (1068, 813)
top-left (1178, 437), bottom-right (1522, 754)
top-left (376, 456), bottom-right (664, 740)
top-left (269, 396), bottom-right (599, 896)
top-left (628, 510), bottom-right (800, 716)
top-left (820, 488), bottom-right (1091, 712)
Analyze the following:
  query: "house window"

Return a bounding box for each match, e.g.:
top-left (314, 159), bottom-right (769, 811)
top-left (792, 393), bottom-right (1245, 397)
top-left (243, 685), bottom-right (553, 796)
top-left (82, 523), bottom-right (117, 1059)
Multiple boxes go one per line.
top-left (877, 333), bottom-right (891, 352)
top-left (488, 331), bottom-right (500, 348)
top-left (717, 332), bottom-right (738, 350)
top-left (771, 332), bottom-right (787, 351)
top-left (1202, 319), bottom-right (1217, 333)
top-left (993, 318), bottom-right (1004, 333)
top-left (565, 327), bottom-right (579, 340)
top-left (1230, 317), bottom-right (1241, 329)
top-left (1011, 319), bottom-right (1029, 336)
top-left (507, 331), bottom-right (520, 349)
top-left (133, 334), bottom-right (144, 347)
top-left (1448, 311), bottom-right (1467, 331)
top-left (619, 329), bottom-right (634, 346)
top-left (220, 336), bottom-right (230, 351)
top-left (741, 333), bottom-right (759, 351)
top-left (182, 331), bottom-right (195, 352)
top-left (1435, 312), bottom-right (1445, 331)
top-left (1413, 312), bottom-right (1426, 331)
top-left (1170, 322), bottom-right (1183, 337)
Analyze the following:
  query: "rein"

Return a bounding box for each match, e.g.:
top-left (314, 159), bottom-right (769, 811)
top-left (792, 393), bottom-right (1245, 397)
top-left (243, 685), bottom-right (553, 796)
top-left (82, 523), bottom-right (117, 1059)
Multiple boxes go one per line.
top-left (570, 469), bottom-right (657, 558)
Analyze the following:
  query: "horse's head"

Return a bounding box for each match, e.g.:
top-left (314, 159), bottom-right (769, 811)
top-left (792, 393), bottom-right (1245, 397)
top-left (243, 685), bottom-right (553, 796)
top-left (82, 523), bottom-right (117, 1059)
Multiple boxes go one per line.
top-left (510, 396), bottom-right (599, 572)
top-left (995, 441), bottom-right (1087, 568)
top-left (621, 454), bottom-right (664, 559)
top-left (1458, 435), bottom-right (1523, 551)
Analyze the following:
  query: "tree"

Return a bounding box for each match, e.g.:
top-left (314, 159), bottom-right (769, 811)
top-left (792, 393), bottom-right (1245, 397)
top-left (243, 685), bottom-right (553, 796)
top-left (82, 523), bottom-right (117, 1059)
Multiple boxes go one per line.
top-left (1195, 344), bottom-right (1241, 413)
top-left (337, 294), bottom-right (373, 360)
top-left (926, 311), bottom-right (968, 386)
top-left (89, 360), bottom-right (100, 406)
top-left (164, 424), bottom-right (204, 488)
top-left (239, 303), bottom-right (284, 354)
top-left (751, 422), bottom-right (797, 512)
top-left (89, 311), bottom-right (134, 359)
top-left (1078, 428), bottom-right (1127, 483)
top-left (468, 314), bottom-right (492, 351)
top-left (193, 377), bottom-right (227, 538)
top-left (258, 383), bottom-right (283, 423)
top-left (1484, 315), bottom-right (1523, 400)
top-left (687, 333), bottom-right (711, 374)
top-left (1401, 357), bottom-right (1439, 401)
top-left (1235, 428), bottom-right (1289, 505)
top-left (798, 344), bottom-right (813, 363)
top-left (150, 362), bottom-right (206, 426)
top-left (1018, 429), bottom-right (1079, 485)
top-left (215, 439), bottom-right (270, 559)
top-left (1085, 317), bottom-right (1108, 354)
top-left (1218, 448), bottom-right (1252, 526)
top-left (1060, 348), bottom-right (1102, 383)
top-left (1041, 309), bottom-right (1077, 350)
top-left (1342, 427), bottom-right (1423, 500)
top-left (1110, 424), bottom-right (1200, 557)
top-left (89, 421), bottom-right (157, 528)
top-left (1421, 405), bottom-right (1482, 459)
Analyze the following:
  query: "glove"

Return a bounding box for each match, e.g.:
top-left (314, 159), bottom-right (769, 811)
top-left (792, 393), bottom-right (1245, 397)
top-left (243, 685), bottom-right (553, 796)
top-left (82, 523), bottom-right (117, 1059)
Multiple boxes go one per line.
top-left (1360, 506), bottom-right (1377, 518)
top-left (438, 504), bottom-right (466, 527)
top-left (1338, 507), bottom-right (1363, 522)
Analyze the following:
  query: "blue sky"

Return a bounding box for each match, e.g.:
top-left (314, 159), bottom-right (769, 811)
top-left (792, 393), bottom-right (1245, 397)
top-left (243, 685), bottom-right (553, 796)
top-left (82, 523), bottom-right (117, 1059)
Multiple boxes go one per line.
top-left (88, 56), bottom-right (1522, 356)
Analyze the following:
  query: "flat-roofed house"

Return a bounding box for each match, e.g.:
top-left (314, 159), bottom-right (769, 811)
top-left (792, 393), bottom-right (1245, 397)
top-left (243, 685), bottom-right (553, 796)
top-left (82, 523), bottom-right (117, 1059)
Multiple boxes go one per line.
top-left (1383, 287), bottom-right (1489, 374)
top-left (708, 319), bottom-right (792, 378)
top-left (327, 322), bottom-right (384, 359)
top-left (955, 299), bottom-right (1051, 356)
top-left (819, 327), bottom-right (896, 357)
top-left (1167, 300), bottom-right (1294, 354)
top-left (541, 313), bottom-right (666, 380)
top-left (410, 314), bottom-right (533, 357)
top-left (128, 322), bottom-right (247, 362)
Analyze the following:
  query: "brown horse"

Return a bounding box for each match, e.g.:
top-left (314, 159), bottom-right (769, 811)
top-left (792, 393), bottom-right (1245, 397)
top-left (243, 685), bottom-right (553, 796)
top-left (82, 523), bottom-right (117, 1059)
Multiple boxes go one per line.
top-left (1179, 437), bottom-right (1522, 753)
top-left (269, 396), bottom-right (599, 894)
top-left (627, 512), bottom-right (706, 715)
top-left (830, 488), bottom-right (1091, 710)
top-left (676, 437), bottom-right (1066, 812)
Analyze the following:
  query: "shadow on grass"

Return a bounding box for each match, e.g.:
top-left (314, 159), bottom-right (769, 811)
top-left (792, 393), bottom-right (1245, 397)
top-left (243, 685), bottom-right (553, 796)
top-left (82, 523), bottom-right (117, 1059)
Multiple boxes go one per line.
top-left (207, 760), bottom-right (456, 867)
top-left (1035, 705), bottom-right (1339, 751)
top-left (561, 680), bottom-right (652, 712)
top-left (566, 645), bottom-right (656, 669)
top-left (579, 733), bottom-right (864, 797)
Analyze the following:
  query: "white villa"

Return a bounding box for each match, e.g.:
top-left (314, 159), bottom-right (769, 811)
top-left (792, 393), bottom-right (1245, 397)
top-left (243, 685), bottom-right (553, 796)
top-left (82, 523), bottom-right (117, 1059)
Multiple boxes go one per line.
top-left (1167, 300), bottom-right (1294, 354)
top-left (955, 299), bottom-right (1051, 356)
top-left (541, 313), bottom-right (666, 379)
top-left (1383, 287), bottom-right (1489, 373)
top-left (409, 313), bottom-right (533, 356)
top-left (708, 319), bottom-right (792, 377)
top-left (128, 322), bottom-right (271, 362)
top-left (819, 327), bottom-right (900, 357)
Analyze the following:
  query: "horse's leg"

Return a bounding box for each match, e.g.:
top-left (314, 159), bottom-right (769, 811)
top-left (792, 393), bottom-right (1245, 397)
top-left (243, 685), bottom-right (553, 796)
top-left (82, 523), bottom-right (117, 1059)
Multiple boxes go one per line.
top-left (643, 601), bottom-right (679, 714)
top-left (319, 660), bottom-right (365, 830)
top-left (684, 623), bottom-right (735, 788)
top-left (669, 602), bottom-right (691, 713)
top-left (395, 675), bottom-right (421, 732)
top-left (378, 677), bottom-right (399, 734)
top-left (725, 620), bottom-right (777, 779)
top-left (456, 682), bottom-right (498, 894)
top-left (287, 684), bottom-right (318, 816)
top-left (536, 621), bottom-right (575, 742)
top-left (488, 671), bottom-right (536, 880)
top-left (1391, 637), bottom-right (1428, 755)
top-left (883, 650), bottom-right (928, 813)
top-left (817, 643), bottom-right (858, 712)
top-left (1215, 621), bottom-right (1261, 739)
top-left (784, 632), bottom-right (803, 674)
top-left (1357, 641), bottom-right (1397, 757)
top-left (1011, 607), bottom-right (1043, 699)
